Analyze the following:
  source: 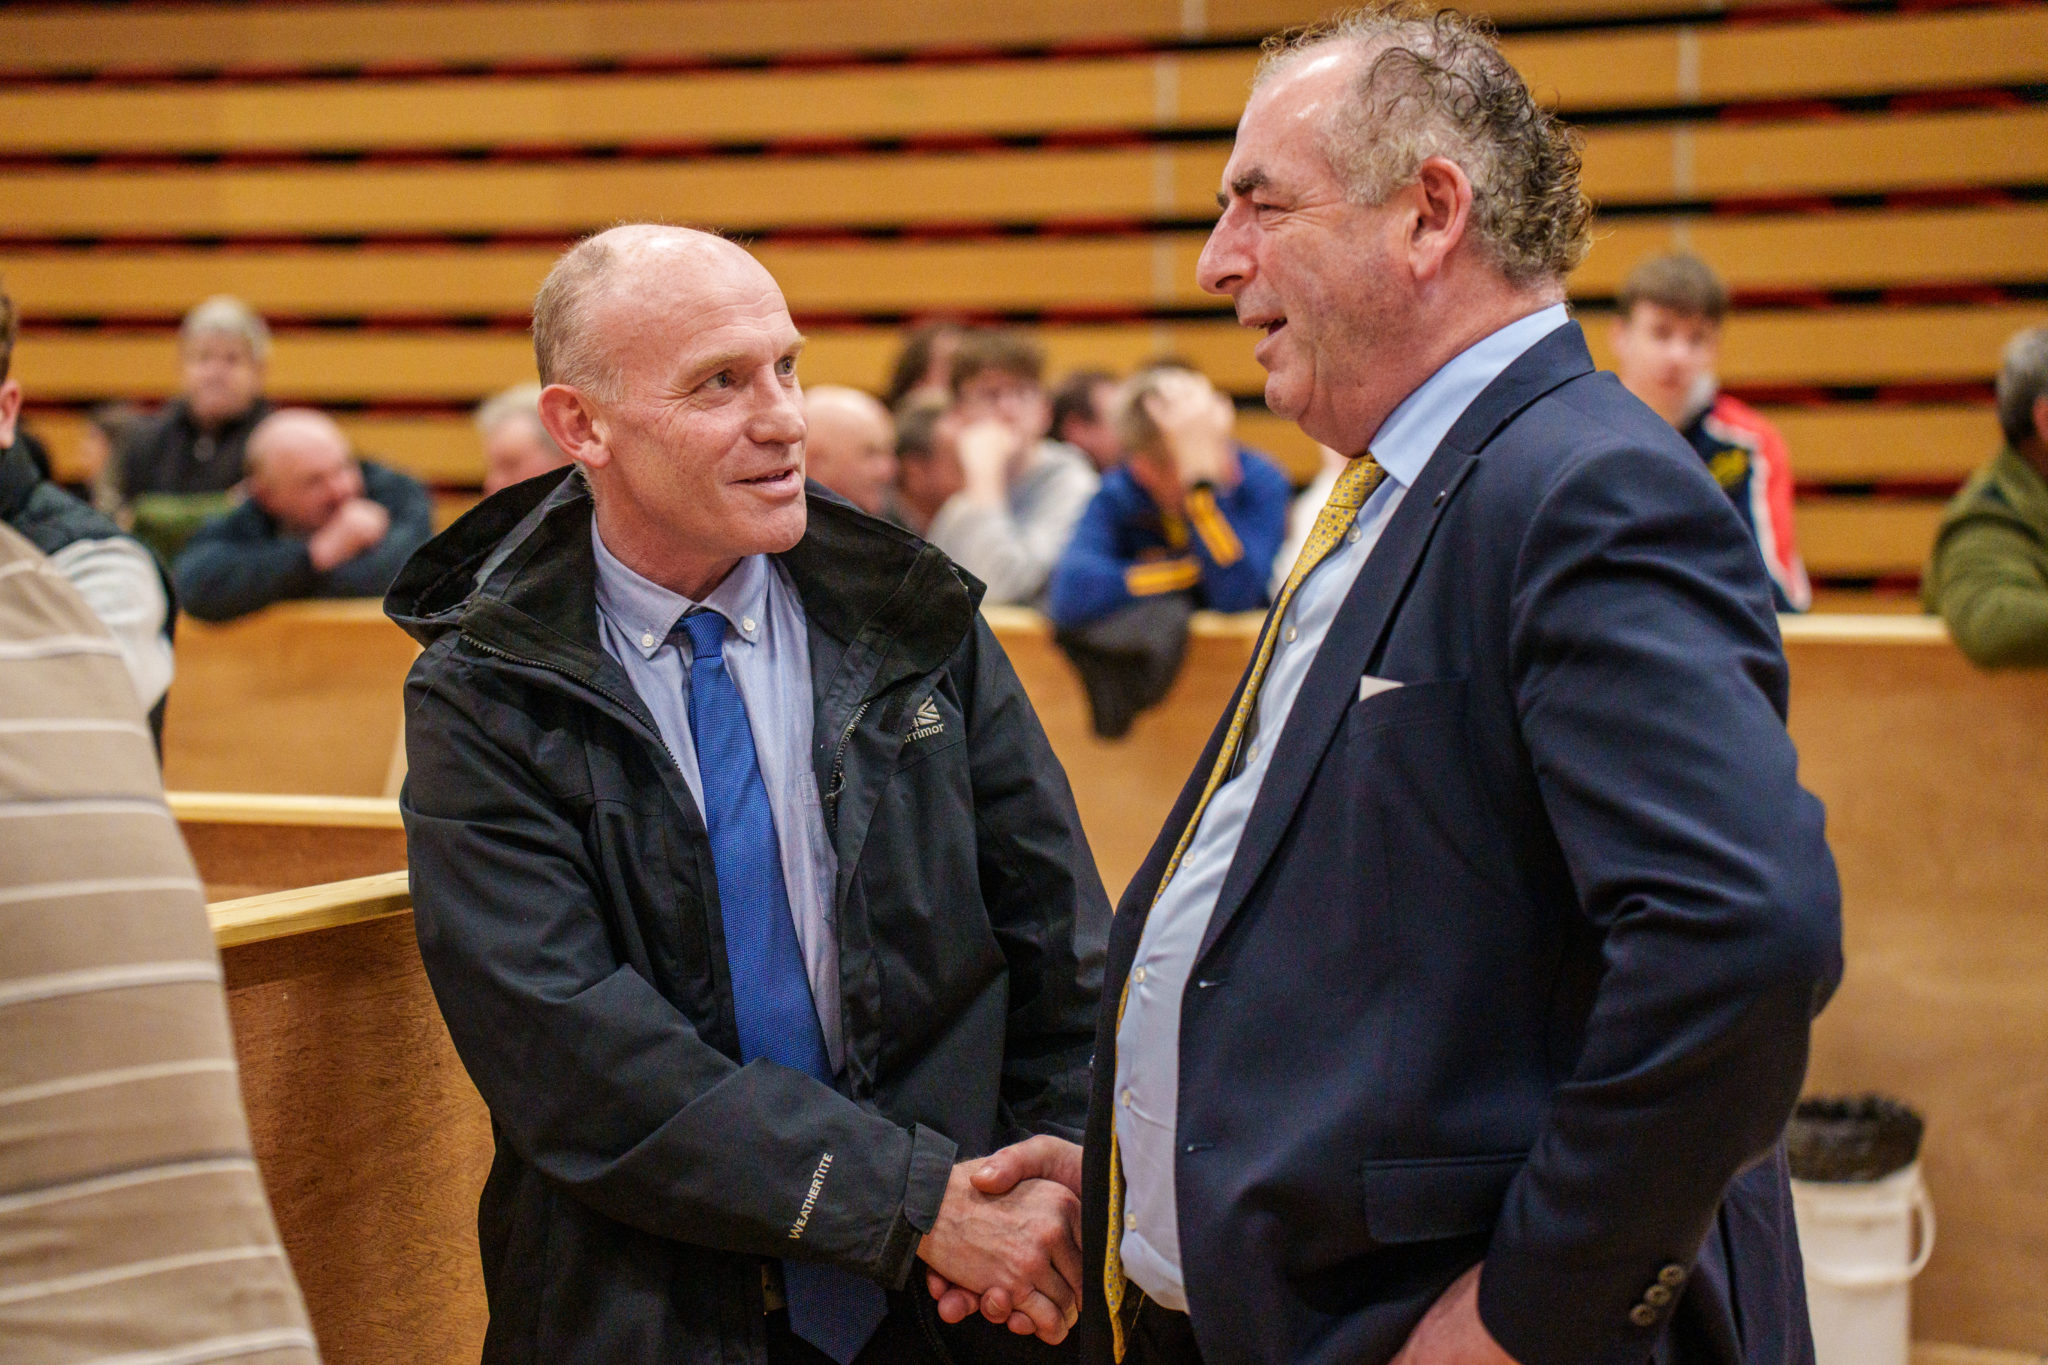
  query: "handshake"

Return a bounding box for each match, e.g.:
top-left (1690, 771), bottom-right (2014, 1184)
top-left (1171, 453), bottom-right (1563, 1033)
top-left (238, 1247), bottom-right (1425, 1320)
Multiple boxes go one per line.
top-left (916, 1134), bottom-right (1085, 1345)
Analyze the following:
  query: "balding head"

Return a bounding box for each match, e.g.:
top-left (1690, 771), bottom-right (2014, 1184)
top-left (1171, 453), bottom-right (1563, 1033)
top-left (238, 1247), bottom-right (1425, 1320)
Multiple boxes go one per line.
top-left (534, 226), bottom-right (770, 401)
top-left (245, 408), bottom-right (362, 535)
top-left (803, 386), bottom-right (896, 517)
top-left (531, 224), bottom-right (810, 599)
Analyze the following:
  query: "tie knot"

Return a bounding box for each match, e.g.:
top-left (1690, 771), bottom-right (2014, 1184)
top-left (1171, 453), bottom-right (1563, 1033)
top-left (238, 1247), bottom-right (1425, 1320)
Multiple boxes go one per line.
top-left (1326, 452), bottom-right (1384, 512)
top-left (678, 611), bottom-right (726, 661)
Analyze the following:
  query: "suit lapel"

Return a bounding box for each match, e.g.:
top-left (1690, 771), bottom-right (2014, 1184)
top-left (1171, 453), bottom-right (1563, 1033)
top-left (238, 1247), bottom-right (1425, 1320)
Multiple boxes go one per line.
top-left (1193, 322), bottom-right (1597, 964)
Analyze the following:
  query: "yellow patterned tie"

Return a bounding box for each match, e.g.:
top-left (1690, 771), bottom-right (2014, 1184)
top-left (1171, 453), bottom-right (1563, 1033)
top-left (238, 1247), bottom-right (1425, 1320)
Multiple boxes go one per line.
top-left (1103, 452), bottom-right (1386, 1359)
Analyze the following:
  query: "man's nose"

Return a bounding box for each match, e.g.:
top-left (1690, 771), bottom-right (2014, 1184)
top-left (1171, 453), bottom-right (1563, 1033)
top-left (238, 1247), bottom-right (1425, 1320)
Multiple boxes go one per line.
top-left (754, 381), bottom-right (807, 445)
top-left (1197, 203), bottom-right (1254, 297)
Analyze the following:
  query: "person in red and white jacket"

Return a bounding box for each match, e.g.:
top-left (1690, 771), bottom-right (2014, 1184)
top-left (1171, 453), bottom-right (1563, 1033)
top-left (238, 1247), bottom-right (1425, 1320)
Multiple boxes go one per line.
top-left (1611, 253), bottom-right (1812, 612)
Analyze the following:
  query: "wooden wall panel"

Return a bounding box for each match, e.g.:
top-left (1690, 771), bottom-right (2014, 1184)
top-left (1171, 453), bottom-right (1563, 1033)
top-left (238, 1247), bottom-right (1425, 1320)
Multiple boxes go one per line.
top-left (161, 602), bottom-right (417, 797)
top-left (223, 912), bottom-right (491, 1365)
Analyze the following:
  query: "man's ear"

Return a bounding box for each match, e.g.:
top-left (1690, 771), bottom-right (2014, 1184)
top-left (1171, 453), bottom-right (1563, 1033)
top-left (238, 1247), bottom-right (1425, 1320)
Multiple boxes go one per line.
top-left (0, 379), bottom-right (21, 450)
top-left (537, 383), bottom-right (610, 472)
top-left (1408, 155), bottom-right (1476, 285)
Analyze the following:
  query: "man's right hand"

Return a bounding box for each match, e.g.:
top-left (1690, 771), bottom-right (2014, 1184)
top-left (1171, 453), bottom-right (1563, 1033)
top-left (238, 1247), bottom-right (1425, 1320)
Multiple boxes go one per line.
top-left (924, 1135), bottom-right (1085, 1336)
top-left (307, 498), bottom-right (390, 571)
top-left (953, 418), bottom-right (1029, 509)
top-left (917, 1151), bottom-right (1083, 1344)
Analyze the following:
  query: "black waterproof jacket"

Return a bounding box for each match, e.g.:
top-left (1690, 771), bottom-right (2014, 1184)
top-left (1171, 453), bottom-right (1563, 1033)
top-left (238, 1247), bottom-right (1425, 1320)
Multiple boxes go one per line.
top-left (385, 470), bottom-right (1109, 1364)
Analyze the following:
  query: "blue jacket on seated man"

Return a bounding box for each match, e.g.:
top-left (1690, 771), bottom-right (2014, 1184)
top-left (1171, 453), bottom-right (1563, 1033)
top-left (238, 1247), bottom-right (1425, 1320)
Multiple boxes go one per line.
top-left (174, 407), bottom-right (433, 622)
top-left (1047, 364), bottom-right (1292, 630)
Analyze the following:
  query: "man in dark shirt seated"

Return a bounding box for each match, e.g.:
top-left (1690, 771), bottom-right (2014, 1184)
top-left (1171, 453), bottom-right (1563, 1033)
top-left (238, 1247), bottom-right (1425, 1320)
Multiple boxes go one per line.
top-left (174, 407), bottom-right (433, 622)
top-left (1046, 363), bottom-right (1290, 737)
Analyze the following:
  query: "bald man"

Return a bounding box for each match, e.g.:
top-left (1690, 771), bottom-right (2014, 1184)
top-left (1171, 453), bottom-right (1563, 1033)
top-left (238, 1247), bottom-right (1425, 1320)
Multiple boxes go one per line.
top-left (804, 385), bottom-right (899, 520)
top-left (385, 225), bottom-right (1107, 1365)
top-left (173, 407), bottom-right (432, 621)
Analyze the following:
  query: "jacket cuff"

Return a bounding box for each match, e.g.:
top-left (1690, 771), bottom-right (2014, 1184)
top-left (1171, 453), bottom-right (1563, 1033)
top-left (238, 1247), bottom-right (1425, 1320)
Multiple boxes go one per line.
top-left (1477, 1242), bottom-right (1692, 1365)
top-left (876, 1123), bottom-right (957, 1289)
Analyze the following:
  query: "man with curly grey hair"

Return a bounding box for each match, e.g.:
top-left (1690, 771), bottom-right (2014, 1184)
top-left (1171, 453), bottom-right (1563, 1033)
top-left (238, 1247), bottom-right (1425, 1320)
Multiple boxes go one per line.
top-left (955, 8), bottom-right (1841, 1365)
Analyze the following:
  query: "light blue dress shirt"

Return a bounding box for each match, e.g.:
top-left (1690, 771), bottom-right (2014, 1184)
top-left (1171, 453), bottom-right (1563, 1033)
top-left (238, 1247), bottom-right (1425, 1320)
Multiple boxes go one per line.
top-left (1113, 304), bottom-right (1570, 1311)
top-left (590, 521), bottom-right (845, 1074)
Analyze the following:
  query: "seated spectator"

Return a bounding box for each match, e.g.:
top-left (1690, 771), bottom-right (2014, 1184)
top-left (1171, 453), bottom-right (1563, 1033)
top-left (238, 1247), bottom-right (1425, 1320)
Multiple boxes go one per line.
top-left (119, 296), bottom-right (275, 559)
top-left (0, 522), bottom-right (320, 1365)
top-left (1047, 364), bottom-right (1289, 736)
top-left (891, 397), bottom-right (961, 535)
top-left (1050, 368), bottom-right (1125, 472)
top-left (0, 279), bottom-right (175, 732)
top-left (924, 330), bottom-right (1098, 605)
top-left (1610, 253), bottom-right (1812, 612)
top-left (174, 408), bottom-right (432, 622)
top-left (476, 383), bottom-right (571, 496)
top-left (802, 384), bottom-right (900, 519)
top-left (883, 319), bottom-right (965, 410)
top-left (1924, 325), bottom-right (2048, 667)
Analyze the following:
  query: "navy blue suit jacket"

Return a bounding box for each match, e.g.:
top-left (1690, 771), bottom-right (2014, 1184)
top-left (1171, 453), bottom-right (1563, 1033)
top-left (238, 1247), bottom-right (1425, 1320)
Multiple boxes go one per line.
top-left (1078, 323), bottom-right (1843, 1365)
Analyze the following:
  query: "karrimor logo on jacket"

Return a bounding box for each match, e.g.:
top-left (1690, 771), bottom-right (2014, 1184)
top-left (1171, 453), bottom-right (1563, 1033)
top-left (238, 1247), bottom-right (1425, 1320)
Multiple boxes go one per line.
top-left (907, 696), bottom-right (945, 743)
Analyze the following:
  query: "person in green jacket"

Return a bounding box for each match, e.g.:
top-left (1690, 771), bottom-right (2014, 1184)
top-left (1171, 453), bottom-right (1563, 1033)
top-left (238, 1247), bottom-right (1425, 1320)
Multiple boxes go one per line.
top-left (1925, 325), bottom-right (2048, 667)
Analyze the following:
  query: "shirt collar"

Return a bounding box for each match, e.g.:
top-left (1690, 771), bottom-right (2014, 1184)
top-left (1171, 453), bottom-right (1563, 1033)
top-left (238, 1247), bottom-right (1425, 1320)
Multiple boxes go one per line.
top-left (590, 515), bottom-right (771, 659)
top-left (1367, 303), bottom-right (1571, 488)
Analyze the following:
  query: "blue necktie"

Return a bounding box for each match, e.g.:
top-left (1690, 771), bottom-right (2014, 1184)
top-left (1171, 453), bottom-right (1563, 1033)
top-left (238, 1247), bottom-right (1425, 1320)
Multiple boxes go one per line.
top-left (679, 610), bottom-right (887, 1364)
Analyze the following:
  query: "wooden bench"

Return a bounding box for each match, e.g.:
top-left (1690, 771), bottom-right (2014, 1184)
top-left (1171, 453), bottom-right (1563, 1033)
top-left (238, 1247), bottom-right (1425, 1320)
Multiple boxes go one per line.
top-left (211, 873), bottom-right (489, 1365)
top-left (161, 600), bottom-right (417, 797)
top-left (5, 8), bottom-right (2042, 155)
top-left (174, 790), bottom-right (406, 901)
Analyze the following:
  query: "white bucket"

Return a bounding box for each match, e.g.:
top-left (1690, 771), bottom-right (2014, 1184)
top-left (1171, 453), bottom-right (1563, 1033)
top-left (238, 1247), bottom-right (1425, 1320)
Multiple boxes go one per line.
top-left (1792, 1162), bottom-right (1935, 1365)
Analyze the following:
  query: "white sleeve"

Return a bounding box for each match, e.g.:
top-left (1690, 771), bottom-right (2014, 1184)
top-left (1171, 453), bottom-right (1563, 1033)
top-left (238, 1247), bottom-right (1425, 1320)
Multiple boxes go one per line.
top-left (46, 537), bottom-right (175, 710)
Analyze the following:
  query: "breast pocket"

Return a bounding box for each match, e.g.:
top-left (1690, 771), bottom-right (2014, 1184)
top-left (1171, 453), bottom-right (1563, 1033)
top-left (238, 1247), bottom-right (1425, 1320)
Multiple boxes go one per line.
top-left (1343, 675), bottom-right (1521, 911)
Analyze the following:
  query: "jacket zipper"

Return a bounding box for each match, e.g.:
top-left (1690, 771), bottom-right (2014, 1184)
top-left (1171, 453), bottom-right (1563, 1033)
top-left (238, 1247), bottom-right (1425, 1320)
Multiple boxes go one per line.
top-left (822, 699), bottom-right (872, 838)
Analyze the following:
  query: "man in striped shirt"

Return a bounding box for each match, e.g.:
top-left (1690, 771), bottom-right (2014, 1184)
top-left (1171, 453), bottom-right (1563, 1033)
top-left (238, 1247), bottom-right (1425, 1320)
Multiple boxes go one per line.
top-left (0, 520), bottom-right (319, 1364)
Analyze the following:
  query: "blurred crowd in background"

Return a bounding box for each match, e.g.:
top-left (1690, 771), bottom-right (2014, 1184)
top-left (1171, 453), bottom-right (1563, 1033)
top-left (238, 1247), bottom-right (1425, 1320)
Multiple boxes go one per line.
top-left (4, 247), bottom-right (2046, 745)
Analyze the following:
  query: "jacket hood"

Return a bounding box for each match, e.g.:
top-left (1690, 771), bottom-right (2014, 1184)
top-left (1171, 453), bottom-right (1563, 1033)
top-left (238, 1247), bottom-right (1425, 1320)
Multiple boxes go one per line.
top-left (384, 467), bottom-right (984, 686)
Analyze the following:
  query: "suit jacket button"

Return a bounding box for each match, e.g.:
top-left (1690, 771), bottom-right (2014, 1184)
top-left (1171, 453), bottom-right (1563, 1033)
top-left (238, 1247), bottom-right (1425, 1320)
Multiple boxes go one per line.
top-left (1629, 1305), bottom-right (1659, 1328)
top-left (1658, 1264), bottom-right (1687, 1288)
top-left (1645, 1284), bottom-right (1673, 1307)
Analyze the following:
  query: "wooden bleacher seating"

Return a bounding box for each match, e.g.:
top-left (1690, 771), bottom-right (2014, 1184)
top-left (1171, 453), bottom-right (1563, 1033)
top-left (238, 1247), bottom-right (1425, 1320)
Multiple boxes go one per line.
top-left (199, 611), bottom-right (2048, 1360)
top-left (5, 0), bottom-right (2046, 598)
top-left (5, 6), bottom-right (2044, 154)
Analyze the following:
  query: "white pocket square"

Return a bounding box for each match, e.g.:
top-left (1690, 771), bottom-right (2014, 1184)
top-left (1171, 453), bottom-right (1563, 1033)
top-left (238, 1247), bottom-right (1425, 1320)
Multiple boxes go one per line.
top-left (1358, 675), bottom-right (1405, 703)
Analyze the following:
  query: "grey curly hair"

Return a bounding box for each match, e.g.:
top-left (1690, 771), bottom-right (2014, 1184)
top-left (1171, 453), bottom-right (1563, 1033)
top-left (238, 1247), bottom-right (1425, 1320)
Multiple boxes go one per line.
top-left (1256, 4), bottom-right (1593, 286)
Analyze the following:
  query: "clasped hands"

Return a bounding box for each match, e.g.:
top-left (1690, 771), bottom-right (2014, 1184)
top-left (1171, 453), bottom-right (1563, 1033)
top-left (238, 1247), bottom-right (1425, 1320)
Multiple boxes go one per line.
top-left (916, 1134), bottom-right (1083, 1344)
top-left (915, 1132), bottom-right (1520, 1362)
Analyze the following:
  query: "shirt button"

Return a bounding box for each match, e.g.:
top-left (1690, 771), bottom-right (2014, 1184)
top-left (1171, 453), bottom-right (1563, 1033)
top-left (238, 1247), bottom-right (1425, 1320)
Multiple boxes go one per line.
top-left (1131, 966), bottom-right (1147, 984)
top-left (1346, 524), bottom-right (1363, 544)
top-left (640, 632), bottom-right (656, 649)
top-left (1245, 742), bottom-right (1258, 763)
top-left (1283, 624), bottom-right (1298, 643)
top-left (1125, 1213), bottom-right (1137, 1231)
top-left (1121, 1089), bottom-right (1134, 1107)
top-left (742, 617), bottom-right (757, 634)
